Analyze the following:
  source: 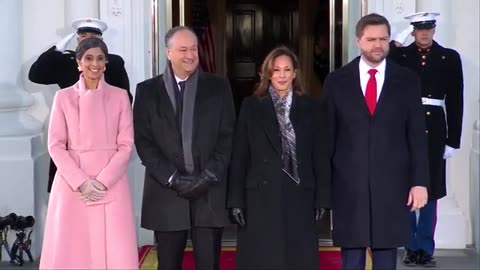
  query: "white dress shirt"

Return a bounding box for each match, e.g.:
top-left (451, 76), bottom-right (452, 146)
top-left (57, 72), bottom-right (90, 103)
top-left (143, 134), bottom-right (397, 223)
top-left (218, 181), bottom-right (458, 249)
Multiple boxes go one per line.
top-left (174, 75), bottom-right (188, 91)
top-left (359, 57), bottom-right (386, 101)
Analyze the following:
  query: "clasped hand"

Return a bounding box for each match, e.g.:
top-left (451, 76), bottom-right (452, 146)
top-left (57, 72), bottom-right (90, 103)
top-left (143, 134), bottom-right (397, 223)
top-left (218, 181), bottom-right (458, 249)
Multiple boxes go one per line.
top-left (168, 171), bottom-right (218, 200)
top-left (79, 179), bottom-right (107, 202)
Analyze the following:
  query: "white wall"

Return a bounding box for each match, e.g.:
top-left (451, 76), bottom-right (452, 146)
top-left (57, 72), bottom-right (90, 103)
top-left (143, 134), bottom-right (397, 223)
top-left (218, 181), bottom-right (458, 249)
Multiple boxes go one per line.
top-left (447, 0), bottom-right (480, 247)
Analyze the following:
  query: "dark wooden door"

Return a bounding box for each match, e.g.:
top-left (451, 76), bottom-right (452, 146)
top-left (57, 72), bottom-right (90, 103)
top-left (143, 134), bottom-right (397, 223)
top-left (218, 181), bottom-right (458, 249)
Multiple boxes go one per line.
top-left (226, 0), bottom-right (299, 112)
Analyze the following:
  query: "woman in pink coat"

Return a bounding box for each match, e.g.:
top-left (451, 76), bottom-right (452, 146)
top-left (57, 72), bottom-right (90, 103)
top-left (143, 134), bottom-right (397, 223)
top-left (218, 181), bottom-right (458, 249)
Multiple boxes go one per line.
top-left (40, 37), bottom-right (138, 269)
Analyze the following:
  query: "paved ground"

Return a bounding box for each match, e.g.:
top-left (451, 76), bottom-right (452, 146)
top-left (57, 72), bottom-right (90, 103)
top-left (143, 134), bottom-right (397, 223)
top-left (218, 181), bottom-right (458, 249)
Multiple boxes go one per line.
top-left (0, 248), bottom-right (478, 269)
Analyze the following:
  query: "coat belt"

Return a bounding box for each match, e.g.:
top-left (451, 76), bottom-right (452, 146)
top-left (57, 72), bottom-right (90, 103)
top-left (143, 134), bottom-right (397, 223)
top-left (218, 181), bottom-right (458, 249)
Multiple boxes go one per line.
top-left (421, 97), bottom-right (444, 107)
top-left (67, 144), bottom-right (118, 151)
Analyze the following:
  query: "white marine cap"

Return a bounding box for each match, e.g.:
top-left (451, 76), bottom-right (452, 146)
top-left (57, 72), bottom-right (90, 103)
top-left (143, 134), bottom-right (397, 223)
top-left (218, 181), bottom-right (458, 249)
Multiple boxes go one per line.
top-left (72, 18), bottom-right (108, 35)
top-left (404, 12), bottom-right (440, 29)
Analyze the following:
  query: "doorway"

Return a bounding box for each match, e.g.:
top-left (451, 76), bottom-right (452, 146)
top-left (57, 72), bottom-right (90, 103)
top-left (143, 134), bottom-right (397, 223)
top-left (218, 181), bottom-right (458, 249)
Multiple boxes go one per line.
top-left (154, 0), bottom-right (360, 245)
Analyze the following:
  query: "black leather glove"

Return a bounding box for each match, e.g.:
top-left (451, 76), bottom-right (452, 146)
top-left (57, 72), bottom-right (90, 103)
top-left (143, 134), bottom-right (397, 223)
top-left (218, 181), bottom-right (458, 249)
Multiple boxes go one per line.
top-left (168, 172), bottom-right (194, 196)
top-left (231, 208), bottom-right (246, 227)
top-left (315, 208), bottom-right (326, 222)
top-left (180, 170), bottom-right (218, 200)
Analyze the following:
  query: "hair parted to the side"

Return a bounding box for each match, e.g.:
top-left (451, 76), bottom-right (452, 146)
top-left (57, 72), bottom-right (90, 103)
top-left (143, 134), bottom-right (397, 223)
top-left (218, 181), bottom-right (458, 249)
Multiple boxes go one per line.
top-left (355, 13), bottom-right (391, 38)
top-left (76, 37), bottom-right (108, 61)
top-left (254, 46), bottom-right (304, 97)
top-left (164, 26), bottom-right (198, 48)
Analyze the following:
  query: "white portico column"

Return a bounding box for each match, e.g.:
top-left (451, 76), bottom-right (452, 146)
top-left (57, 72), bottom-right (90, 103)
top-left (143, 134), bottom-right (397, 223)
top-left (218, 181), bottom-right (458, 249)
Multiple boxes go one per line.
top-left (416, 0), bottom-right (450, 45)
top-left (416, 0), bottom-right (467, 249)
top-left (0, 0), bottom-right (43, 261)
top-left (65, 0), bottom-right (99, 23)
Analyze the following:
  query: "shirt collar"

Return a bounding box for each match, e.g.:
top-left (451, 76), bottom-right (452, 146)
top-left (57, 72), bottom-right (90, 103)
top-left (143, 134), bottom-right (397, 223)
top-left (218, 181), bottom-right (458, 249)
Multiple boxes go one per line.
top-left (359, 57), bottom-right (387, 76)
top-left (174, 75), bottom-right (189, 84)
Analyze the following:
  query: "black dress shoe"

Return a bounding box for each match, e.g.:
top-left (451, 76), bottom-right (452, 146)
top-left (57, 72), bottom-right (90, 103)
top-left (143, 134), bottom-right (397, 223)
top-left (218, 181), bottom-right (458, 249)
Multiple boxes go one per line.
top-left (418, 250), bottom-right (437, 267)
top-left (402, 249), bottom-right (418, 267)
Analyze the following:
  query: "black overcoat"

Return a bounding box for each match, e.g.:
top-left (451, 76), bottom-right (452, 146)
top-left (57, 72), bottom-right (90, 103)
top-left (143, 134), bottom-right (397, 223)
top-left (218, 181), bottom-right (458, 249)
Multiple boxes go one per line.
top-left (134, 71), bottom-right (235, 231)
top-left (319, 57), bottom-right (430, 248)
top-left (228, 93), bottom-right (331, 270)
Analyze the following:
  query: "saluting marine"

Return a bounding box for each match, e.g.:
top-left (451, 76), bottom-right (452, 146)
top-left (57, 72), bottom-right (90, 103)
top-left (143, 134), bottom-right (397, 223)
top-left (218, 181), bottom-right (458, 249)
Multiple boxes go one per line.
top-left (389, 11), bottom-right (464, 268)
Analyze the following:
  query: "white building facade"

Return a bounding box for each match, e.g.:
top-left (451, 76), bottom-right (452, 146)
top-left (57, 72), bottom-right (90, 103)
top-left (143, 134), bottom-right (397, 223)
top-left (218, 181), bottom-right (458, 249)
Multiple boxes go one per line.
top-left (0, 0), bottom-right (478, 259)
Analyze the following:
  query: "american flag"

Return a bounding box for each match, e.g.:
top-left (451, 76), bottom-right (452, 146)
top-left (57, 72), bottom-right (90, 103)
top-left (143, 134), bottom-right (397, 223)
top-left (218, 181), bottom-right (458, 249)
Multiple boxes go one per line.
top-left (192, 0), bottom-right (216, 73)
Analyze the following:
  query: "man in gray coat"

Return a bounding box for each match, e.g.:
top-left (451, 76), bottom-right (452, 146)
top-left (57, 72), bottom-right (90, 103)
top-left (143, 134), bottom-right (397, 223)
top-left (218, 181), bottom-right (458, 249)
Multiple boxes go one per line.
top-left (133, 26), bottom-right (235, 270)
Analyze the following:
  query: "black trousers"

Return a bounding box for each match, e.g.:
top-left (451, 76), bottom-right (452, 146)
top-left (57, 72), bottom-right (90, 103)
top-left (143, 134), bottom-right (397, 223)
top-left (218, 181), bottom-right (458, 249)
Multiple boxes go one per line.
top-left (341, 247), bottom-right (397, 270)
top-left (154, 227), bottom-right (223, 270)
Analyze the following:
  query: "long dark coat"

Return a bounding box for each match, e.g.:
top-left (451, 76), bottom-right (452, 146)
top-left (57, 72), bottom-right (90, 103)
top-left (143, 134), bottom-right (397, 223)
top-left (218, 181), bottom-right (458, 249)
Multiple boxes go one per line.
top-left (319, 57), bottom-right (430, 248)
top-left (134, 71), bottom-right (235, 231)
top-left (28, 46), bottom-right (132, 192)
top-left (389, 41), bottom-right (464, 199)
top-left (228, 93), bottom-right (331, 270)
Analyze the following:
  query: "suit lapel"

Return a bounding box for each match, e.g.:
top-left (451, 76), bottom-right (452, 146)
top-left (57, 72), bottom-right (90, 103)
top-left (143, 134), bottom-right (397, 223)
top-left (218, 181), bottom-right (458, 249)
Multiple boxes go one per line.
top-left (192, 74), bottom-right (206, 145)
top-left (260, 95), bottom-right (282, 156)
top-left (347, 59), bottom-right (372, 117)
top-left (373, 61), bottom-right (397, 117)
top-left (157, 76), bottom-right (178, 126)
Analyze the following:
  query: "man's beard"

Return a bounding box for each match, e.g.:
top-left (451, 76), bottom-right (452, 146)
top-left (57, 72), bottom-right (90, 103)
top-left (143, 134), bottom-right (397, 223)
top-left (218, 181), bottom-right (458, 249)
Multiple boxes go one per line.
top-left (362, 49), bottom-right (388, 64)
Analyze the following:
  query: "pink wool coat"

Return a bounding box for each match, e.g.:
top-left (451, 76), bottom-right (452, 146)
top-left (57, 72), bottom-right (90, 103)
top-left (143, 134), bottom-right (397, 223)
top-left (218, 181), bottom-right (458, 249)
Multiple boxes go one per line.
top-left (40, 76), bottom-right (138, 269)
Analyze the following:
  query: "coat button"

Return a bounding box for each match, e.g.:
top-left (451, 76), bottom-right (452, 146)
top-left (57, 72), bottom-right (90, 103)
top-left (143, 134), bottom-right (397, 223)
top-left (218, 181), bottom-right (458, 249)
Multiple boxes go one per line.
top-left (426, 111), bottom-right (431, 116)
top-left (428, 94), bottom-right (432, 97)
top-left (263, 159), bottom-right (269, 163)
top-left (426, 130), bottom-right (429, 134)
top-left (263, 180), bottom-right (268, 185)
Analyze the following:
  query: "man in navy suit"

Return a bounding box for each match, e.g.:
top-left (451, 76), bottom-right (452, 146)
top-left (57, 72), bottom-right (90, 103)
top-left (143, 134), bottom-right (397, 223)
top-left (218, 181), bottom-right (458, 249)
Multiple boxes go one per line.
top-left (319, 13), bottom-right (430, 270)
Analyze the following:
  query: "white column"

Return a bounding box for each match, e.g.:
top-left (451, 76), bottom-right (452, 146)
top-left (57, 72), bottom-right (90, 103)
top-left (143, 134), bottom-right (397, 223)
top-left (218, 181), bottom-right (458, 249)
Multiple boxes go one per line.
top-left (415, 0), bottom-right (450, 49)
top-left (471, 113), bottom-right (480, 253)
top-left (0, 0), bottom-right (43, 261)
top-left (65, 0), bottom-right (99, 23)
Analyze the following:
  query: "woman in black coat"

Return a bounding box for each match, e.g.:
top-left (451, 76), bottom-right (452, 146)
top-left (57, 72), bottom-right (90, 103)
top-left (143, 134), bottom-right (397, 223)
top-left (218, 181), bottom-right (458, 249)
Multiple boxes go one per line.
top-left (227, 46), bottom-right (331, 270)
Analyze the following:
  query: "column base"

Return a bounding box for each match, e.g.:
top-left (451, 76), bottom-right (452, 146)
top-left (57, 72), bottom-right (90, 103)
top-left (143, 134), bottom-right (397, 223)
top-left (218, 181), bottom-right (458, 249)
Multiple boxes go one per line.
top-left (435, 196), bottom-right (467, 249)
top-left (0, 134), bottom-right (49, 261)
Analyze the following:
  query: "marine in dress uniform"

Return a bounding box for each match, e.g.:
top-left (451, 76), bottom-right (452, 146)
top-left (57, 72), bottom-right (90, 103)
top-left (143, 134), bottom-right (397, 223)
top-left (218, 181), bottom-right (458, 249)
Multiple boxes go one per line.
top-left (389, 12), bottom-right (464, 267)
top-left (29, 18), bottom-right (132, 192)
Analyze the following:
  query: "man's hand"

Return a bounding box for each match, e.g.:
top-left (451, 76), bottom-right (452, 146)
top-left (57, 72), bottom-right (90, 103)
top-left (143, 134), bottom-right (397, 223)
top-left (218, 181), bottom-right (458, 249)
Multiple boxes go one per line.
top-left (168, 173), bottom-right (194, 196)
top-left (231, 208), bottom-right (246, 227)
top-left (443, 145), bottom-right (458, 159)
top-left (180, 170), bottom-right (218, 200)
top-left (407, 186), bottom-right (428, 211)
top-left (55, 32), bottom-right (76, 52)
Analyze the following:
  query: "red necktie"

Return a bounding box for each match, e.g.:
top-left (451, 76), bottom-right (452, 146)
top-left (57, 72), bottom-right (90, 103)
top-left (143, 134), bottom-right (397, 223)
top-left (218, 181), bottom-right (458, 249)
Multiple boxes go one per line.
top-left (365, 69), bottom-right (377, 115)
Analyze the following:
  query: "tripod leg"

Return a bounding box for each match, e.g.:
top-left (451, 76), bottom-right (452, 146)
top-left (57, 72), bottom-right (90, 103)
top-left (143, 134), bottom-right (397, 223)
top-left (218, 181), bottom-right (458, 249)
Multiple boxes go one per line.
top-left (25, 239), bottom-right (33, 262)
top-left (25, 248), bottom-right (34, 262)
top-left (18, 248), bottom-right (24, 265)
top-left (10, 241), bottom-right (22, 266)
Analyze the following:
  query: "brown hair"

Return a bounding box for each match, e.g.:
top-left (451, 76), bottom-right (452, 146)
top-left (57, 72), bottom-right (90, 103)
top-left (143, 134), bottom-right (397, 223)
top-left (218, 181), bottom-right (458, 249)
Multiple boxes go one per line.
top-left (76, 37), bottom-right (108, 61)
top-left (253, 46), bottom-right (304, 97)
top-left (355, 13), bottom-right (391, 38)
